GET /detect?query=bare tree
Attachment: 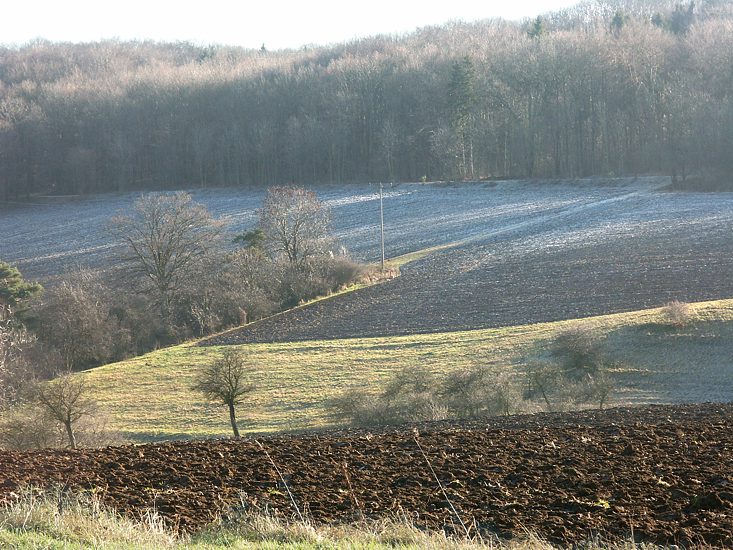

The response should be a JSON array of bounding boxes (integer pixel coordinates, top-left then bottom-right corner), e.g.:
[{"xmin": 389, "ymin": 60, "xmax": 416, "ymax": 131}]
[
  {"xmin": 110, "ymin": 192, "xmax": 224, "ymax": 322},
  {"xmin": 0, "ymin": 322, "xmax": 36, "ymax": 406},
  {"xmin": 259, "ymin": 187, "xmax": 333, "ymax": 265},
  {"xmin": 34, "ymin": 372, "xmax": 97, "ymax": 450},
  {"xmin": 192, "ymin": 349, "xmax": 255, "ymax": 438},
  {"xmin": 35, "ymin": 271, "xmax": 129, "ymax": 370}
]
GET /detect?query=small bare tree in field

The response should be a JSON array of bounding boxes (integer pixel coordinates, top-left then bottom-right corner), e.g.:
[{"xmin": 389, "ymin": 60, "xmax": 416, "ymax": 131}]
[
  {"xmin": 110, "ymin": 192, "xmax": 224, "ymax": 323},
  {"xmin": 259, "ymin": 187, "xmax": 332, "ymax": 265},
  {"xmin": 192, "ymin": 350, "xmax": 255, "ymax": 438},
  {"xmin": 34, "ymin": 372, "xmax": 97, "ymax": 450}
]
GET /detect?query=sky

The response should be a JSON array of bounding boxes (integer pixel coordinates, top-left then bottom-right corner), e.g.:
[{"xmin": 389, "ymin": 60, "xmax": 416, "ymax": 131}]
[{"xmin": 4, "ymin": 1, "xmax": 580, "ymax": 51}]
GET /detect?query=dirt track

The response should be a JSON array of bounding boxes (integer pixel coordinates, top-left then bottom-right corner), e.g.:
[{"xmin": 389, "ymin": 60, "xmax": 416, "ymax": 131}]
[{"xmin": 2, "ymin": 404, "xmax": 732, "ymax": 547}]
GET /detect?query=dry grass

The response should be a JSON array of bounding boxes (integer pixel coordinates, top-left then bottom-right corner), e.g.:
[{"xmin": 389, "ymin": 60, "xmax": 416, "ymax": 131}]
[
  {"xmin": 0, "ymin": 489, "xmax": 668, "ymax": 549},
  {"xmin": 0, "ymin": 488, "xmax": 175, "ymax": 549},
  {"xmin": 77, "ymin": 298, "xmax": 733, "ymax": 442}
]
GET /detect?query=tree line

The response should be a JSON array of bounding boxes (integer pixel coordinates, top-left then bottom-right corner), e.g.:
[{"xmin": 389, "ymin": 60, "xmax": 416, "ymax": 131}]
[{"xmin": 1, "ymin": 0, "xmax": 731, "ymax": 200}]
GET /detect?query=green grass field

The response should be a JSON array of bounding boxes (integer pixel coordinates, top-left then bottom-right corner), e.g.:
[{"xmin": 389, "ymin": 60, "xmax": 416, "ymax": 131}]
[{"xmin": 84, "ymin": 297, "xmax": 733, "ymax": 442}]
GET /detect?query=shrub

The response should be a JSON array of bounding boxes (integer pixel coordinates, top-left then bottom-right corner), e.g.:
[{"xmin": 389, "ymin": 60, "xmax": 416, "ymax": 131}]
[
  {"xmin": 320, "ymin": 256, "xmax": 367, "ymax": 290},
  {"xmin": 525, "ymin": 324, "xmax": 615, "ymax": 412},
  {"xmin": 330, "ymin": 365, "xmax": 521, "ymax": 427},
  {"xmin": 328, "ymin": 366, "xmax": 443, "ymax": 427},
  {"xmin": 34, "ymin": 273, "xmax": 130, "ymax": 370},
  {"xmin": 570, "ymin": 371, "xmax": 614, "ymax": 410},
  {"xmin": 552, "ymin": 324, "xmax": 604, "ymax": 380},
  {"xmin": 0, "ymin": 405, "xmax": 59, "ymax": 450},
  {"xmin": 439, "ymin": 367, "xmax": 521, "ymax": 418},
  {"xmin": 524, "ymin": 362, "xmax": 563, "ymax": 411},
  {"xmin": 327, "ymin": 389, "xmax": 395, "ymax": 427},
  {"xmin": 660, "ymin": 300, "xmax": 693, "ymax": 328}
]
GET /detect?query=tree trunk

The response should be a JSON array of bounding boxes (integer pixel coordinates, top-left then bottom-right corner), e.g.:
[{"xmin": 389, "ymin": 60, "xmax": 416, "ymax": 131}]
[
  {"xmin": 64, "ymin": 418, "xmax": 77, "ymax": 450},
  {"xmin": 228, "ymin": 401, "xmax": 240, "ymax": 438}
]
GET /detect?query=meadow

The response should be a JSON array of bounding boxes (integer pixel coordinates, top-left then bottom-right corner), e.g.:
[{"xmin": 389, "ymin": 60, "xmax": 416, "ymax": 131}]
[{"xmin": 85, "ymin": 297, "xmax": 733, "ymax": 441}]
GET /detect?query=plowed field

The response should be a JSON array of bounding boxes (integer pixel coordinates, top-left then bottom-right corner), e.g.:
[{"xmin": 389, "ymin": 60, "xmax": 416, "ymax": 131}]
[
  {"xmin": 203, "ymin": 187, "xmax": 733, "ymax": 344},
  {"xmin": 2, "ymin": 404, "xmax": 732, "ymax": 547},
  {"xmin": 5, "ymin": 179, "xmax": 733, "ymax": 341}
]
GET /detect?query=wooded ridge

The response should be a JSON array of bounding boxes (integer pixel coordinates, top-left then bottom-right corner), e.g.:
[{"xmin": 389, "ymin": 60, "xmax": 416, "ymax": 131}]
[{"xmin": 1, "ymin": 0, "xmax": 731, "ymax": 198}]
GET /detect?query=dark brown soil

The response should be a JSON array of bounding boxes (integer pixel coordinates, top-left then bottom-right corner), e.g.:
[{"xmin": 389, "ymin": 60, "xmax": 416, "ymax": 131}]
[
  {"xmin": 202, "ymin": 218, "xmax": 733, "ymax": 345},
  {"xmin": 2, "ymin": 404, "xmax": 732, "ymax": 547}
]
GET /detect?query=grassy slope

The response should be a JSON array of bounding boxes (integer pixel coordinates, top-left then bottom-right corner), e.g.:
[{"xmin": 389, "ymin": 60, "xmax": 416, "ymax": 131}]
[{"xmin": 85, "ymin": 297, "xmax": 733, "ymax": 442}]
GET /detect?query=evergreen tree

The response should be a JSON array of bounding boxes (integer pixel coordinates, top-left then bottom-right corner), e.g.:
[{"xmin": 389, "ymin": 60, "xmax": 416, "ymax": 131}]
[
  {"xmin": 0, "ymin": 261, "xmax": 42, "ymax": 321},
  {"xmin": 528, "ymin": 16, "xmax": 546, "ymax": 39},
  {"xmin": 610, "ymin": 10, "xmax": 628, "ymax": 37},
  {"xmin": 447, "ymin": 56, "xmax": 477, "ymax": 179},
  {"xmin": 669, "ymin": 2, "xmax": 696, "ymax": 35}
]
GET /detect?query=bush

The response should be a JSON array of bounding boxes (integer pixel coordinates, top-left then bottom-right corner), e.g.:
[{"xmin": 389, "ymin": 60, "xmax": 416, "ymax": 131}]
[
  {"xmin": 525, "ymin": 324, "xmax": 615, "ymax": 412},
  {"xmin": 320, "ymin": 256, "xmax": 367, "ymax": 290},
  {"xmin": 570, "ymin": 371, "xmax": 614, "ymax": 410},
  {"xmin": 34, "ymin": 274, "xmax": 131, "ymax": 370},
  {"xmin": 0, "ymin": 405, "xmax": 59, "ymax": 450},
  {"xmin": 552, "ymin": 324, "xmax": 604, "ymax": 380},
  {"xmin": 273, "ymin": 255, "xmax": 365, "ymax": 310},
  {"xmin": 660, "ymin": 300, "xmax": 693, "ymax": 328},
  {"xmin": 329, "ymin": 365, "xmax": 523, "ymax": 427},
  {"xmin": 328, "ymin": 367, "xmax": 445, "ymax": 427}
]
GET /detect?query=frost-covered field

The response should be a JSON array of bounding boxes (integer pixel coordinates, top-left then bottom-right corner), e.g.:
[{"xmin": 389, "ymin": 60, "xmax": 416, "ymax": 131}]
[
  {"xmin": 0, "ymin": 177, "xmax": 666, "ymax": 277},
  {"xmin": 2, "ymin": 177, "xmax": 733, "ymax": 335}
]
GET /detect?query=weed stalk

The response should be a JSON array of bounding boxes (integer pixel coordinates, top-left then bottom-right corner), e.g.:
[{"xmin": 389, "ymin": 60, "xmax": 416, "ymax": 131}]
[
  {"xmin": 413, "ymin": 434, "xmax": 470, "ymax": 538},
  {"xmin": 255, "ymin": 439, "xmax": 305, "ymax": 523}
]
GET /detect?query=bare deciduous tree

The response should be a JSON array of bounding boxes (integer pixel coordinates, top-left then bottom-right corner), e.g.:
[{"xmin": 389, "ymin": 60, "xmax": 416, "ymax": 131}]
[
  {"xmin": 110, "ymin": 192, "xmax": 224, "ymax": 322},
  {"xmin": 0, "ymin": 322, "xmax": 36, "ymax": 406},
  {"xmin": 259, "ymin": 187, "xmax": 333, "ymax": 265},
  {"xmin": 192, "ymin": 350, "xmax": 255, "ymax": 438},
  {"xmin": 34, "ymin": 373, "xmax": 97, "ymax": 450},
  {"xmin": 36, "ymin": 271, "xmax": 129, "ymax": 370}
]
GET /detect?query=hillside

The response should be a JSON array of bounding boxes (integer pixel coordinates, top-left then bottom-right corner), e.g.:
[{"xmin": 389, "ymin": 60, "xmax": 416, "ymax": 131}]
[
  {"xmin": 204, "ymin": 184, "xmax": 733, "ymax": 343},
  {"xmin": 85, "ymin": 298, "xmax": 733, "ymax": 441},
  {"xmin": 1, "ymin": 0, "xmax": 732, "ymax": 199},
  {"xmin": 2, "ymin": 179, "xmax": 731, "ymax": 440}
]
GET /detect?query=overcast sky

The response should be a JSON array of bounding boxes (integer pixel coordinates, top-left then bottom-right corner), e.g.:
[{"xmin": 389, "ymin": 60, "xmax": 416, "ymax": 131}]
[{"xmin": 3, "ymin": 0, "xmax": 580, "ymax": 50}]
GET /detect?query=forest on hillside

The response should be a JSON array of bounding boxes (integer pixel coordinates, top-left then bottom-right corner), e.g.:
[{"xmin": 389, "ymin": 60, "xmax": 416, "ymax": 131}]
[{"xmin": 1, "ymin": 0, "xmax": 732, "ymax": 198}]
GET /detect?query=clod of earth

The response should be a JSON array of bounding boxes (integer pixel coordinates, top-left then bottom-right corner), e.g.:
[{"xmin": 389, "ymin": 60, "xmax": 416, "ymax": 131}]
[{"xmin": 1, "ymin": 404, "xmax": 732, "ymax": 547}]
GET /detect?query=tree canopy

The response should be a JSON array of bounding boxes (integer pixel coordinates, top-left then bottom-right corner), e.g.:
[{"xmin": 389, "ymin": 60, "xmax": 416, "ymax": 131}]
[
  {"xmin": 109, "ymin": 192, "xmax": 224, "ymax": 321},
  {"xmin": 259, "ymin": 187, "xmax": 333, "ymax": 265},
  {"xmin": 0, "ymin": 1, "xmax": 731, "ymax": 197}
]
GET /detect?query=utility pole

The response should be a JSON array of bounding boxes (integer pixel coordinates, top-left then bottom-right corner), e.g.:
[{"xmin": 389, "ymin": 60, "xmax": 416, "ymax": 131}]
[{"xmin": 379, "ymin": 182, "xmax": 385, "ymax": 272}]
